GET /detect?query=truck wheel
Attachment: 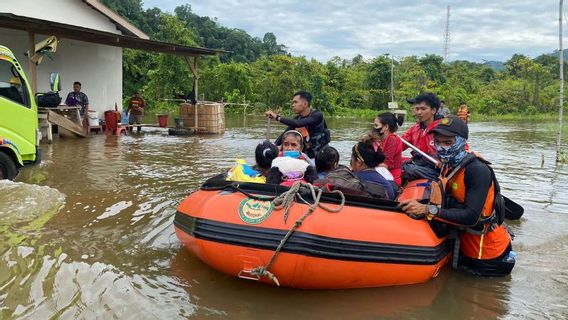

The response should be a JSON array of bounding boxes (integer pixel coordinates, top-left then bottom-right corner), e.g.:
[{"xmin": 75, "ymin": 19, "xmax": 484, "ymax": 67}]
[{"xmin": 0, "ymin": 152, "xmax": 18, "ymax": 180}]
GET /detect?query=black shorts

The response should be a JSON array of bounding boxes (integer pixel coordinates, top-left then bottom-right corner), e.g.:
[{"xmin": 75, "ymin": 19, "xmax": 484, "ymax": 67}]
[{"xmin": 458, "ymin": 244, "xmax": 515, "ymax": 277}]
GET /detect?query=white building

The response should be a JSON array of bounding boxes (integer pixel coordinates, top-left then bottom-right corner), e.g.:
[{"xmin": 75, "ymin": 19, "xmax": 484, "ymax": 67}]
[{"xmin": 0, "ymin": 0, "xmax": 222, "ymax": 117}]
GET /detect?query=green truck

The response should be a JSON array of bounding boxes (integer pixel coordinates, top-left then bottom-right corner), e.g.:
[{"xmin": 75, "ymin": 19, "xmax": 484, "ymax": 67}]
[{"xmin": 0, "ymin": 45, "xmax": 42, "ymax": 180}]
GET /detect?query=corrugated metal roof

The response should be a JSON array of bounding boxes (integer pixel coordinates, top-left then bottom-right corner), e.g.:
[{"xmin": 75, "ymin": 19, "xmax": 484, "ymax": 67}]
[
  {"xmin": 82, "ymin": 0, "xmax": 149, "ymax": 39},
  {"xmin": 0, "ymin": 13, "xmax": 228, "ymax": 56}
]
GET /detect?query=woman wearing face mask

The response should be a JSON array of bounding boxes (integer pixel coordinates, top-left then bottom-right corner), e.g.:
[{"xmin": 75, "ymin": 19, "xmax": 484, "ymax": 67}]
[
  {"xmin": 267, "ymin": 130, "xmax": 317, "ymax": 185},
  {"xmin": 372, "ymin": 112, "xmax": 404, "ymax": 186}
]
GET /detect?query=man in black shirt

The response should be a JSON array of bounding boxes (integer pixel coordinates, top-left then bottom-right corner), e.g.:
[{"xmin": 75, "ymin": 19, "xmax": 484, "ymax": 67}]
[{"xmin": 265, "ymin": 91, "xmax": 330, "ymax": 159}]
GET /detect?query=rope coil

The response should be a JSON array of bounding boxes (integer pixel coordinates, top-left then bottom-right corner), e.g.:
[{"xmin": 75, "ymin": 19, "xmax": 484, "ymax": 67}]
[{"xmin": 250, "ymin": 181, "xmax": 345, "ymax": 285}]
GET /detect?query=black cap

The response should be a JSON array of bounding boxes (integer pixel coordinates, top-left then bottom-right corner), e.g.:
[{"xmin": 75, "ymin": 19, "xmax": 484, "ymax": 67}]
[
  {"xmin": 406, "ymin": 92, "xmax": 441, "ymax": 111},
  {"xmin": 432, "ymin": 115, "xmax": 468, "ymax": 139}
]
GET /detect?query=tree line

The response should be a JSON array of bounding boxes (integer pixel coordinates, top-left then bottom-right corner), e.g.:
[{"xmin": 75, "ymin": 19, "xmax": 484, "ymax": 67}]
[{"xmin": 102, "ymin": 0, "xmax": 564, "ymax": 116}]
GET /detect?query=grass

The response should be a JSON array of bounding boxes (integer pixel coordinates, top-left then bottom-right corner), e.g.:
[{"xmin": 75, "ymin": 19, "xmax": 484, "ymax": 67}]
[
  {"xmin": 473, "ymin": 113, "xmax": 568, "ymax": 122},
  {"xmin": 331, "ymin": 107, "xmax": 384, "ymax": 118},
  {"xmin": 559, "ymin": 150, "xmax": 568, "ymax": 163},
  {"xmin": 542, "ymin": 122, "xmax": 568, "ymax": 135},
  {"xmin": 225, "ymin": 105, "xmax": 384, "ymax": 119}
]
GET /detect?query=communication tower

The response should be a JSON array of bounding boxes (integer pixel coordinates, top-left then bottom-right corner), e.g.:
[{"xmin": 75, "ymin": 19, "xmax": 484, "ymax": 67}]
[{"xmin": 443, "ymin": 5, "xmax": 451, "ymax": 62}]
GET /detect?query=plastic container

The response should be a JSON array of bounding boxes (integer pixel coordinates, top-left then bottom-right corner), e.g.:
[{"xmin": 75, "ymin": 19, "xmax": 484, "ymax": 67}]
[
  {"xmin": 121, "ymin": 111, "xmax": 129, "ymax": 124},
  {"xmin": 87, "ymin": 110, "xmax": 99, "ymax": 126},
  {"xmin": 157, "ymin": 114, "xmax": 169, "ymax": 128},
  {"xmin": 104, "ymin": 110, "xmax": 118, "ymax": 130}
]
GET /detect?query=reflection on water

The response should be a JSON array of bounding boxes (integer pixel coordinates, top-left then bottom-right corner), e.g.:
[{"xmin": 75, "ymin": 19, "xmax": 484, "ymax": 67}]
[{"xmin": 1, "ymin": 116, "xmax": 567, "ymax": 319}]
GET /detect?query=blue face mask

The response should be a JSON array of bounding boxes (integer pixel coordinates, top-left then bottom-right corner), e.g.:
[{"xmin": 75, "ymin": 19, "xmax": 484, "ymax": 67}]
[
  {"xmin": 435, "ymin": 136, "xmax": 468, "ymax": 167},
  {"xmin": 283, "ymin": 150, "xmax": 301, "ymax": 159}
]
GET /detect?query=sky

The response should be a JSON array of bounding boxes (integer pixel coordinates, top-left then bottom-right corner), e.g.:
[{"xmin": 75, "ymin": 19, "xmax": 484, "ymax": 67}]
[{"xmin": 143, "ymin": 0, "xmax": 561, "ymax": 63}]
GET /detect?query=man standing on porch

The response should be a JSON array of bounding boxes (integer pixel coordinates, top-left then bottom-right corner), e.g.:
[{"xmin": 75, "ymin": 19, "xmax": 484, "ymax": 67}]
[{"xmin": 65, "ymin": 81, "xmax": 89, "ymax": 116}]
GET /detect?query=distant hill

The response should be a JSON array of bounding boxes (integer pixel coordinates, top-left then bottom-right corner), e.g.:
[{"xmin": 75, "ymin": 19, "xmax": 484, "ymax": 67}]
[
  {"xmin": 547, "ymin": 49, "xmax": 568, "ymax": 59},
  {"xmin": 100, "ymin": 1, "xmax": 288, "ymax": 63},
  {"xmin": 484, "ymin": 60, "xmax": 505, "ymax": 71}
]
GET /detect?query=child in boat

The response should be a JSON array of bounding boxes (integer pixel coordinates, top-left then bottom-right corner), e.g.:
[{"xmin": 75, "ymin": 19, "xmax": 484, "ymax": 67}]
[
  {"xmin": 314, "ymin": 146, "xmax": 387, "ymax": 198},
  {"xmin": 226, "ymin": 140, "xmax": 278, "ymax": 183},
  {"xmin": 350, "ymin": 139, "xmax": 395, "ymax": 200},
  {"xmin": 315, "ymin": 145, "xmax": 340, "ymax": 179},
  {"xmin": 253, "ymin": 140, "xmax": 279, "ymax": 177},
  {"xmin": 267, "ymin": 130, "xmax": 317, "ymax": 186},
  {"xmin": 363, "ymin": 133, "xmax": 395, "ymax": 183}
]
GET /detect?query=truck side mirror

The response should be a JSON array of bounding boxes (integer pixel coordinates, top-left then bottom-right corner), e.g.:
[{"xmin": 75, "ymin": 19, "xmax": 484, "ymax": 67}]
[{"xmin": 50, "ymin": 72, "xmax": 61, "ymax": 92}]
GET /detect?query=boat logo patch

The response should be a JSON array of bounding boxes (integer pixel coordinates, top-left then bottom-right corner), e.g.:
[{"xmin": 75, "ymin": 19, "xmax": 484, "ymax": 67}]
[{"xmin": 238, "ymin": 198, "xmax": 274, "ymax": 224}]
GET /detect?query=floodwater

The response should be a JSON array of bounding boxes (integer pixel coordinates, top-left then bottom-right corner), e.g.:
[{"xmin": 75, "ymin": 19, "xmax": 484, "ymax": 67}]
[{"xmin": 1, "ymin": 115, "xmax": 568, "ymax": 319}]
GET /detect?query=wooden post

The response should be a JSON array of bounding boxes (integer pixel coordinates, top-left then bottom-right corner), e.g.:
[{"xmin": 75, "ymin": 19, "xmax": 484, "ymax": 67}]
[
  {"xmin": 28, "ymin": 32, "xmax": 37, "ymax": 94},
  {"xmin": 193, "ymin": 56, "xmax": 199, "ymax": 102},
  {"xmin": 193, "ymin": 57, "xmax": 199, "ymax": 130},
  {"xmin": 184, "ymin": 55, "xmax": 200, "ymax": 130}
]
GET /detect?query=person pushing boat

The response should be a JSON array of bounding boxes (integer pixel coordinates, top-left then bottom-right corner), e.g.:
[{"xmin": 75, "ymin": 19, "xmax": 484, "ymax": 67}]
[{"xmin": 399, "ymin": 116, "xmax": 515, "ymax": 277}]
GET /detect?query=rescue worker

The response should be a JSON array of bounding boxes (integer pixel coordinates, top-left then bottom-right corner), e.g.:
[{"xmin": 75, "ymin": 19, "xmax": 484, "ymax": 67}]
[
  {"xmin": 399, "ymin": 116, "xmax": 515, "ymax": 277},
  {"xmin": 401, "ymin": 92, "xmax": 442, "ymax": 181},
  {"xmin": 457, "ymin": 102, "xmax": 470, "ymax": 124},
  {"xmin": 265, "ymin": 91, "xmax": 330, "ymax": 159}
]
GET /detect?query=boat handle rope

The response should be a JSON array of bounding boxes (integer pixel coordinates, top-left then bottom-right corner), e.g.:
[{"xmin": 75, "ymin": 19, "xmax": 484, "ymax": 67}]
[{"xmin": 249, "ymin": 181, "xmax": 345, "ymax": 286}]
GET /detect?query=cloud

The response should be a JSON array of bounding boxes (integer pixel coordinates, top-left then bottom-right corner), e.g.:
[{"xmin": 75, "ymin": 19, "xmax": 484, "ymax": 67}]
[{"xmin": 144, "ymin": 0, "xmax": 561, "ymax": 62}]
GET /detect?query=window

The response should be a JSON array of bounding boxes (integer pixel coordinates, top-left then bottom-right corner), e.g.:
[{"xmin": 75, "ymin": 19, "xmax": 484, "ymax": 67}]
[{"xmin": 0, "ymin": 60, "xmax": 30, "ymax": 108}]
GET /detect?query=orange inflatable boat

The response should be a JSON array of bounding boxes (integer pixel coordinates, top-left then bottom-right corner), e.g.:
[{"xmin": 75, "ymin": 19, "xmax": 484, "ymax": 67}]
[{"xmin": 174, "ymin": 177, "xmax": 451, "ymax": 289}]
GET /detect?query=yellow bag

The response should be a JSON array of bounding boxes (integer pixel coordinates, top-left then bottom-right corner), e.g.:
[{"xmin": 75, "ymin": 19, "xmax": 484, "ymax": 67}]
[{"xmin": 226, "ymin": 159, "xmax": 266, "ymax": 183}]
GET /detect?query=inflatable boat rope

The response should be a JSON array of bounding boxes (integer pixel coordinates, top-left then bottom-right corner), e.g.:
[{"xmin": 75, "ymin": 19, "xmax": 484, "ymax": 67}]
[{"xmin": 249, "ymin": 181, "xmax": 346, "ymax": 286}]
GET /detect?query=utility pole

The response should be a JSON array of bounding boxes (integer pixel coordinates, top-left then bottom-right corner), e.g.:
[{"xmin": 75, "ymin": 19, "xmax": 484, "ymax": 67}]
[
  {"xmin": 443, "ymin": 5, "xmax": 451, "ymax": 62},
  {"xmin": 390, "ymin": 55, "xmax": 394, "ymax": 102},
  {"xmin": 558, "ymin": 0, "xmax": 565, "ymax": 163}
]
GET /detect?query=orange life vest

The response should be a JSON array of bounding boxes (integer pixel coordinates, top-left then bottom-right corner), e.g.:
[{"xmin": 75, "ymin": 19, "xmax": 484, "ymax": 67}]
[
  {"xmin": 457, "ymin": 107, "xmax": 469, "ymax": 123},
  {"xmin": 129, "ymin": 97, "xmax": 145, "ymax": 115},
  {"xmin": 445, "ymin": 156, "xmax": 510, "ymax": 260}
]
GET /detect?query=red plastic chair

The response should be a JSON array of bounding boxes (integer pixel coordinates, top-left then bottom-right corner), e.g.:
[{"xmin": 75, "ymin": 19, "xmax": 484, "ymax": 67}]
[{"xmin": 104, "ymin": 110, "xmax": 127, "ymax": 135}]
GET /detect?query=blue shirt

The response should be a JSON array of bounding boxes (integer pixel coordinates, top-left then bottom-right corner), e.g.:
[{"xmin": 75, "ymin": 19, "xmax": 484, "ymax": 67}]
[
  {"xmin": 65, "ymin": 91, "xmax": 89, "ymax": 115},
  {"xmin": 355, "ymin": 169, "xmax": 395, "ymax": 200}
]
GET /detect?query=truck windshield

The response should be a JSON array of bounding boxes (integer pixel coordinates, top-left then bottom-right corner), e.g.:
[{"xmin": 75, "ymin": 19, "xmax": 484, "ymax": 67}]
[{"xmin": 0, "ymin": 60, "xmax": 30, "ymax": 108}]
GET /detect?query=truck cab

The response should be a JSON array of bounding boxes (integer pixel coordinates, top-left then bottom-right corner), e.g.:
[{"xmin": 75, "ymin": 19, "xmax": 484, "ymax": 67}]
[{"xmin": 0, "ymin": 45, "xmax": 41, "ymax": 180}]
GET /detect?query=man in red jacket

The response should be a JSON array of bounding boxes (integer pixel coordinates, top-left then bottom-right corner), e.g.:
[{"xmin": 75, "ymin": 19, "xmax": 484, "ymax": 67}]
[{"xmin": 401, "ymin": 92, "xmax": 442, "ymax": 181}]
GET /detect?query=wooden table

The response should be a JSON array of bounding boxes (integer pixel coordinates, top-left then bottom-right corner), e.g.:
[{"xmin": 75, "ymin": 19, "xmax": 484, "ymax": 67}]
[
  {"xmin": 38, "ymin": 105, "xmax": 85, "ymax": 142},
  {"xmin": 39, "ymin": 105, "xmax": 82, "ymax": 123}
]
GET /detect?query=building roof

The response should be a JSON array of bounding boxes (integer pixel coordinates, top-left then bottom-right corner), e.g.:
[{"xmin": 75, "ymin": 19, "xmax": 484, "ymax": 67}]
[
  {"xmin": 0, "ymin": 13, "xmax": 227, "ymax": 56},
  {"xmin": 82, "ymin": 0, "xmax": 149, "ymax": 39}
]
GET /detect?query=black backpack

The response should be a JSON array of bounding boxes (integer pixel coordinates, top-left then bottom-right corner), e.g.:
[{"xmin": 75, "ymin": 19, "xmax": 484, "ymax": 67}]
[{"xmin": 36, "ymin": 92, "xmax": 61, "ymax": 108}]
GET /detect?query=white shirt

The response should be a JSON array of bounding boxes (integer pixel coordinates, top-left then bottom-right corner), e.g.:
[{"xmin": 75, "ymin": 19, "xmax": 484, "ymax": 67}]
[{"xmin": 375, "ymin": 167, "xmax": 394, "ymax": 181}]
